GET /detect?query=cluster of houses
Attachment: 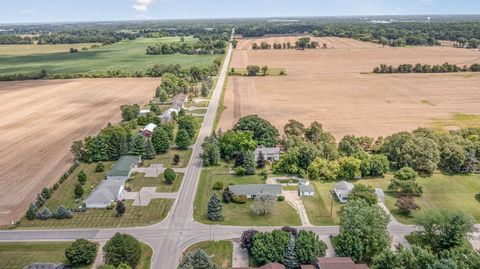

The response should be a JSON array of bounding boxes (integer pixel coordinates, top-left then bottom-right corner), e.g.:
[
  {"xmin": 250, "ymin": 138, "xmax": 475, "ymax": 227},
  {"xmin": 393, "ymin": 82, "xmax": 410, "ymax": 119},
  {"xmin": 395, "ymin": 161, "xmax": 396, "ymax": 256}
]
[{"xmin": 233, "ymin": 257, "xmax": 369, "ymax": 269}]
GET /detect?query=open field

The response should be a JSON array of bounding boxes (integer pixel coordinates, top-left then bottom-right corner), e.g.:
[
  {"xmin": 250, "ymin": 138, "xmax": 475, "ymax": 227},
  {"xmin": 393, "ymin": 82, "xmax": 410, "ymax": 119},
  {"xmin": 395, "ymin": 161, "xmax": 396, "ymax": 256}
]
[
  {"xmin": 0, "ymin": 43, "xmax": 99, "ymax": 56},
  {"xmin": 183, "ymin": 240, "xmax": 233, "ymax": 269},
  {"xmin": 220, "ymin": 37, "xmax": 480, "ymax": 139},
  {"xmin": 0, "ymin": 37, "xmax": 219, "ymax": 76},
  {"xmin": 236, "ymin": 36, "xmax": 383, "ymax": 50},
  {"xmin": 0, "ymin": 78, "xmax": 158, "ymax": 226}
]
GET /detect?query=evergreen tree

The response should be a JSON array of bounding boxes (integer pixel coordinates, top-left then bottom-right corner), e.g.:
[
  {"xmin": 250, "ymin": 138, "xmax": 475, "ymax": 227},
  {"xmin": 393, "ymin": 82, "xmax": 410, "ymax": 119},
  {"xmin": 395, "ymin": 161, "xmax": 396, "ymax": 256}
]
[
  {"xmin": 93, "ymin": 136, "xmax": 109, "ymax": 162},
  {"xmin": 151, "ymin": 128, "xmax": 171, "ymax": 153},
  {"xmin": 77, "ymin": 170, "xmax": 87, "ymax": 185},
  {"xmin": 257, "ymin": 151, "xmax": 266, "ymax": 168},
  {"xmin": 158, "ymin": 88, "xmax": 168, "ymax": 104},
  {"xmin": 143, "ymin": 139, "xmax": 156, "ymax": 160},
  {"xmin": 131, "ymin": 135, "xmax": 145, "ymax": 156},
  {"xmin": 95, "ymin": 162, "xmax": 105, "ymax": 172},
  {"xmin": 26, "ymin": 203, "xmax": 37, "ymax": 220},
  {"xmin": 74, "ymin": 184, "xmax": 84, "ymax": 198},
  {"xmin": 116, "ymin": 200, "xmax": 126, "ymax": 216},
  {"xmin": 207, "ymin": 194, "xmax": 224, "ymax": 221},
  {"xmin": 283, "ymin": 236, "xmax": 299, "ymax": 269},
  {"xmin": 179, "ymin": 249, "xmax": 219, "ymax": 269},
  {"xmin": 201, "ymin": 82, "xmax": 209, "ymax": 97},
  {"xmin": 176, "ymin": 129, "xmax": 191, "ymax": 149},
  {"xmin": 55, "ymin": 205, "xmax": 73, "ymax": 219}
]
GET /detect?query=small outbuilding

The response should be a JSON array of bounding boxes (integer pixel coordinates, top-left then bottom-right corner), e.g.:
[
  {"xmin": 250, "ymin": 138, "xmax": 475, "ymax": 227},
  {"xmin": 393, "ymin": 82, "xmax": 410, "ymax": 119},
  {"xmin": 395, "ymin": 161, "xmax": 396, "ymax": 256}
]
[
  {"xmin": 141, "ymin": 123, "xmax": 157, "ymax": 138},
  {"xmin": 333, "ymin": 181, "xmax": 354, "ymax": 203},
  {"xmin": 84, "ymin": 180, "xmax": 125, "ymax": 208},
  {"xmin": 229, "ymin": 184, "xmax": 282, "ymax": 199},
  {"xmin": 139, "ymin": 109, "xmax": 151, "ymax": 116},
  {"xmin": 106, "ymin": 155, "xmax": 141, "ymax": 181},
  {"xmin": 298, "ymin": 185, "xmax": 315, "ymax": 197},
  {"xmin": 253, "ymin": 145, "xmax": 281, "ymax": 162}
]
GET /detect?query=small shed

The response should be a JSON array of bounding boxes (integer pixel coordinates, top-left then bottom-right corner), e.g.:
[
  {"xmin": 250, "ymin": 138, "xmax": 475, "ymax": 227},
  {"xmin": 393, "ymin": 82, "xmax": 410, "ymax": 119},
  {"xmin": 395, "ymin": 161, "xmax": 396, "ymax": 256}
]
[
  {"xmin": 106, "ymin": 155, "xmax": 141, "ymax": 181},
  {"xmin": 298, "ymin": 185, "xmax": 315, "ymax": 197},
  {"xmin": 229, "ymin": 184, "xmax": 282, "ymax": 199},
  {"xmin": 333, "ymin": 181, "xmax": 354, "ymax": 203},
  {"xmin": 141, "ymin": 123, "xmax": 157, "ymax": 138},
  {"xmin": 139, "ymin": 109, "xmax": 151, "ymax": 116}
]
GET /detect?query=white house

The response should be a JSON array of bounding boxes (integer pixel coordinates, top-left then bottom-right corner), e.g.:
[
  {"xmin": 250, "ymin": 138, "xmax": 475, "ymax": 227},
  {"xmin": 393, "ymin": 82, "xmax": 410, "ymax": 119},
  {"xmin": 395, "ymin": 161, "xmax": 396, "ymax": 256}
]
[
  {"xmin": 298, "ymin": 185, "xmax": 315, "ymax": 197},
  {"xmin": 106, "ymin": 155, "xmax": 141, "ymax": 181},
  {"xmin": 139, "ymin": 109, "xmax": 151, "ymax": 116},
  {"xmin": 84, "ymin": 180, "xmax": 125, "ymax": 208},
  {"xmin": 253, "ymin": 146, "xmax": 281, "ymax": 162},
  {"xmin": 141, "ymin": 123, "xmax": 157, "ymax": 138},
  {"xmin": 333, "ymin": 181, "xmax": 354, "ymax": 203},
  {"xmin": 161, "ymin": 108, "xmax": 179, "ymax": 123},
  {"xmin": 229, "ymin": 184, "xmax": 282, "ymax": 199}
]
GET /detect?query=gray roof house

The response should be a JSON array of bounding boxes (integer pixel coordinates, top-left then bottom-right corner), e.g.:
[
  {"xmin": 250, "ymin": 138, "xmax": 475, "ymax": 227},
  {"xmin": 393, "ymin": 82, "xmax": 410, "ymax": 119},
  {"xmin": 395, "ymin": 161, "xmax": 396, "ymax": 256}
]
[
  {"xmin": 253, "ymin": 146, "xmax": 281, "ymax": 162},
  {"xmin": 106, "ymin": 155, "xmax": 141, "ymax": 181},
  {"xmin": 172, "ymin": 93, "xmax": 187, "ymax": 110},
  {"xmin": 84, "ymin": 180, "xmax": 125, "ymax": 208},
  {"xmin": 229, "ymin": 184, "xmax": 282, "ymax": 198},
  {"xmin": 24, "ymin": 263, "xmax": 65, "ymax": 269},
  {"xmin": 333, "ymin": 181, "xmax": 354, "ymax": 203},
  {"xmin": 298, "ymin": 185, "xmax": 315, "ymax": 197}
]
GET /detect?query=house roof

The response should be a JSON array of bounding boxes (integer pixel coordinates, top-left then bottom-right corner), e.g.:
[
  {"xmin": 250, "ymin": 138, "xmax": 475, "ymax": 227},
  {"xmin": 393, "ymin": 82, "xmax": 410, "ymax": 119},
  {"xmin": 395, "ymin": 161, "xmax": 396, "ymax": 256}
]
[
  {"xmin": 300, "ymin": 265, "xmax": 316, "ymax": 269},
  {"xmin": 299, "ymin": 185, "xmax": 315, "ymax": 193},
  {"xmin": 334, "ymin": 181, "xmax": 354, "ymax": 191},
  {"xmin": 84, "ymin": 180, "xmax": 124, "ymax": 205},
  {"xmin": 259, "ymin": 263, "xmax": 285, "ymax": 269},
  {"xmin": 162, "ymin": 108, "xmax": 179, "ymax": 119},
  {"xmin": 254, "ymin": 146, "xmax": 281, "ymax": 155},
  {"xmin": 139, "ymin": 109, "xmax": 150, "ymax": 114},
  {"xmin": 142, "ymin": 123, "xmax": 157, "ymax": 133},
  {"xmin": 25, "ymin": 263, "xmax": 64, "ymax": 269},
  {"xmin": 229, "ymin": 184, "xmax": 282, "ymax": 196},
  {"xmin": 106, "ymin": 155, "xmax": 141, "ymax": 177},
  {"xmin": 317, "ymin": 257, "xmax": 369, "ymax": 269},
  {"xmin": 172, "ymin": 93, "xmax": 186, "ymax": 110}
]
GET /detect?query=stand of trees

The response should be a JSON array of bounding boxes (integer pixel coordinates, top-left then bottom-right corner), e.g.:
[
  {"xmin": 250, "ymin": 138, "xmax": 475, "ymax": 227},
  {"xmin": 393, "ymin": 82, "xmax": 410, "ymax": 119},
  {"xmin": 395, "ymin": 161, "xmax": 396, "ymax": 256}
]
[
  {"xmin": 146, "ymin": 34, "xmax": 228, "ymax": 55},
  {"xmin": 0, "ymin": 35, "xmax": 33, "ymax": 44},
  {"xmin": 374, "ymin": 63, "xmax": 480, "ymax": 73},
  {"xmin": 251, "ymin": 37, "xmax": 321, "ymax": 50}
]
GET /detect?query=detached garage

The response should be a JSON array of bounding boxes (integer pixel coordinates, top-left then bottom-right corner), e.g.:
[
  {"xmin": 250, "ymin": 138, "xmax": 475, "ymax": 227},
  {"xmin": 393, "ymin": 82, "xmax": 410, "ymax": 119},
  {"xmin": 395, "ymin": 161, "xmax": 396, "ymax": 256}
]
[{"xmin": 298, "ymin": 185, "xmax": 315, "ymax": 197}]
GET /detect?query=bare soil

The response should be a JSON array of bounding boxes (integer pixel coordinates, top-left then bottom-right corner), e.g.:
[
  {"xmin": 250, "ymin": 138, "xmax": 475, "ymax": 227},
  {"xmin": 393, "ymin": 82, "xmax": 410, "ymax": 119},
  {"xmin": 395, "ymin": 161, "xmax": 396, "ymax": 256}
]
[
  {"xmin": 0, "ymin": 78, "xmax": 158, "ymax": 225},
  {"xmin": 219, "ymin": 37, "xmax": 480, "ymax": 139}
]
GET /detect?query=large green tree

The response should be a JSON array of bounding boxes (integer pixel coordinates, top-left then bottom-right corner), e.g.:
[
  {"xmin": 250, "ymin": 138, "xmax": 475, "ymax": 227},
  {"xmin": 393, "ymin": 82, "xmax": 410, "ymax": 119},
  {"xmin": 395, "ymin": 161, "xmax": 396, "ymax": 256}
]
[
  {"xmin": 295, "ymin": 230, "xmax": 327, "ymax": 264},
  {"xmin": 179, "ymin": 249, "xmax": 219, "ymax": 269},
  {"xmin": 218, "ymin": 130, "xmax": 256, "ymax": 160},
  {"xmin": 207, "ymin": 194, "xmax": 224, "ymax": 221},
  {"xmin": 176, "ymin": 129, "xmax": 192, "ymax": 150},
  {"xmin": 103, "ymin": 233, "xmax": 142, "ymax": 268},
  {"xmin": 233, "ymin": 115, "xmax": 279, "ymax": 147},
  {"xmin": 65, "ymin": 239, "xmax": 97, "ymax": 267},
  {"xmin": 152, "ymin": 127, "xmax": 171, "ymax": 154}
]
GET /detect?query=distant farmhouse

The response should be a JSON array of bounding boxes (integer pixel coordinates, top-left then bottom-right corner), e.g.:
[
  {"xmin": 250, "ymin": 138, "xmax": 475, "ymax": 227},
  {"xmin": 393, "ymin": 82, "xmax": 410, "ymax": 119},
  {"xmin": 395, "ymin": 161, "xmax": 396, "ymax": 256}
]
[
  {"xmin": 161, "ymin": 93, "xmax": 186, "ymax": 123},
  {"xmin": 229, "ymin": 184, "xmax": 282, "ymax": 199},
  {"xmin": 253, "ymin": 145, "xmax": 281, "ymax": 162},
  {"xmin": 140, "ymin": 123, "xmax": 157, "ymax": 138},
  {"xmin": 84, "ymin": 155, "xmax": 141, "ymax": 208}
]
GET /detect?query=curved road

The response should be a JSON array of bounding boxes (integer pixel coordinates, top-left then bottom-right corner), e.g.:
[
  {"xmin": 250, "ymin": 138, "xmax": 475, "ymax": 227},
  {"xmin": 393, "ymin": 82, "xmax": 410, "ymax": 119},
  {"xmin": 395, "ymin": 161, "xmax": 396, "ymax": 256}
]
[{"xmin": 0, "ymin": 34, "xmax": 421, "ymax": 268}]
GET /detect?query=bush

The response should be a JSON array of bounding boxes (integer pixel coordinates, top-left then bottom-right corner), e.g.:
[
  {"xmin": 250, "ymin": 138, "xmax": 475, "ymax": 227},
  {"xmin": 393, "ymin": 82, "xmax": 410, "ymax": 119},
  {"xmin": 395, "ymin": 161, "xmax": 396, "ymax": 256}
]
[
  {"xmin": 212, "ymin": 181, "xmax": 224, "ymax": 190},
  {"xmin": 36, "ymin": 207, "xmax": 53, "ymax": 220},
  {"xmin": 116, "ymin": 200, "xmax": 126, "ymax": 216},
  {"xmin": 25, "ymin": 203, "xmax": 38, "ymax": 220},
  {"xmin": 173, "ymin": 154, "xmax": 180, "ymax": 165},
  {"xmin": 74, "ymin": 184, "xmax": 84, "ymax": 198},
  {"xmin": 56, "ymin": 205, "xmax": 73, "ymax": 219},
  {"xmin": 222, "ymin": 188, "xmax": 234, "ymax": 203},
  {"xmin": 394, "ymin": 167, "xmax": 417, "ymax": 181},
  {"xmin": 103, "ymin": 233, "xmax": 142, "ymax": 268},
  {"xmin": 164, "ymin": 168, "xmax": 176, "ymax": 184},
  {"xmin": 277, "ymin": 195, "xmax": 285, "ymax": 201},
  {"xmin": 78, "ymin": 170, "xmax": 87, "ymax": 185},
  {"xmin": 95, "ymin": 162, "xmax": 105, "ymax": 172},
  {"xmin": 232, "ymin": 195, "xmax": 248, "ymax": 204},
  {"xmin": 65, "ymin": 239, "xmax": 97, "ymax": 266}
]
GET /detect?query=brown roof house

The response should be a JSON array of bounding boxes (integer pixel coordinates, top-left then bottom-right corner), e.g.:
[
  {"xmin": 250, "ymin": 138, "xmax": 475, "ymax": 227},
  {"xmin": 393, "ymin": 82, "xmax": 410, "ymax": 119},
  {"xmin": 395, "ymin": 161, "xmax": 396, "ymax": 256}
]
[
  {"xmin": 232, "ymin": 262, "xmax": 285, "ymax": 269},
  {"xmin": 316, "ymin": 257, "xmax": 369, "ymax": 269}
]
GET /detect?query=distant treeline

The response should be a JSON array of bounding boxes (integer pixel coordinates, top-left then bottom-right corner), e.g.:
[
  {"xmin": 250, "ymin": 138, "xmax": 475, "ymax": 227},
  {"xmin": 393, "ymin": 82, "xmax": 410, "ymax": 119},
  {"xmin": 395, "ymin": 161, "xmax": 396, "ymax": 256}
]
[
  {"xmin": 146, "ymin": 34, "xmax": 228, "ymax": 55},
  {"xmin": 373, "ymin": 63, "xmax": 480, "ymax": 73},
  {"xmin": 251, "ymin": 37, "xmax": 325, "ymax": 50},
  {"xmin": 36, "ymin": 31, "xmax": 137, "ymax": 45},
  {"xmin": 0, "ymin": 35, "xmax": 34, "ymax": 44}
]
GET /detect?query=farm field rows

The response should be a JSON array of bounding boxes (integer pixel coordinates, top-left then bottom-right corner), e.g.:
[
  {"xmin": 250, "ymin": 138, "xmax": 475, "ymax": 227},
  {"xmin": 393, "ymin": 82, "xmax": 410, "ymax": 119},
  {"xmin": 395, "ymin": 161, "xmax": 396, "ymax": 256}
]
[
  {"xmin": 219, "ymin": 36, "xmax": 480, "ymax": 139},
  {"xmin": 0, "ymin": 37, "xmax": 219, "ymax": 76},
  {"xmin": 0, "ymin": 78, "xmax": 158, "ymax": 226}
]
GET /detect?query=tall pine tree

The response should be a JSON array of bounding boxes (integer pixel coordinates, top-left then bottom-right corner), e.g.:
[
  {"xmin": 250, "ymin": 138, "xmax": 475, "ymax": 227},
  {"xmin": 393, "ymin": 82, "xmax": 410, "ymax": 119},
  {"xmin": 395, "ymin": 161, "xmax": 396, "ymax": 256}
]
[
  {"xmin": 283, "ymin": 235, "xmax": 299, "ymax": 269},
  {"xmin": 207, "ymin": 193, "xmax": 224, "ymax": 221},
  {"xmin": 131, "ymin": 135, "xmax": 145, "ymax": 156},
  {"xmin": 152, "ymin": 128, "xmax": 171, "ymax": 154},
  {"xmin": 143, "ymin": 139, "xmax": 156, "ymax": 160},
  {"xmin": 93, "ymin": 136, "xmax": 109, "ymax": 162}
]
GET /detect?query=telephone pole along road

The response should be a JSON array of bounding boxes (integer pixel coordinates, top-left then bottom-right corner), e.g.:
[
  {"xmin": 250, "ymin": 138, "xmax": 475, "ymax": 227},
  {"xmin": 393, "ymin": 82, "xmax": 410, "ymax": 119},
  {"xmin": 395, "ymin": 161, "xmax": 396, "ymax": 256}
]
[{"xmin": 0, "ymin": 31, "xmax": 419, "ymax": 268}]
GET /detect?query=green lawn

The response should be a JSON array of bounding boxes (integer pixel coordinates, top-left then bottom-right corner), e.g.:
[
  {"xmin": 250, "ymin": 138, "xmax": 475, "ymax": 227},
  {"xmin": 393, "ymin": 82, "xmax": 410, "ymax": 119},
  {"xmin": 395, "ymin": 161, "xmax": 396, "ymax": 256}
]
[
  {"xmin": 128, "ymin": 172, "xmax": 183, "ymax": 192},
  {"xmin": 139, "ymin": 243, "xmax": 153, "ymax": 269},
  {"xmin": 194, "ymin": 165, "xmax": 301, "ymax": 226},
  {"xmin": 143, "ymin": 148, "xmax": 192, "ymax": 168},
  {"xmin": 0, "ymin": 43, "xmax": 99, "ymax": 56},
  {"xmin": 184, "ymin": 240, "xmax": 233, "ymax": 269},
  {"xmin": 0, "ymin": 241, "xmax": 91, "ymax": 269},
  {"xmin": 303, "ymin": 181, "xmax": 344, "ymax": 225},
  {"xmin": 190, "ymin": 109, "xmax": 208, "ymax": 114},
  {"xmin": 18, "ymin": 199, "xmax": 173, "ymax": 229},
  {"xmin": 0, "ymin": 37, "xmax": 219, "ymax": 76}
]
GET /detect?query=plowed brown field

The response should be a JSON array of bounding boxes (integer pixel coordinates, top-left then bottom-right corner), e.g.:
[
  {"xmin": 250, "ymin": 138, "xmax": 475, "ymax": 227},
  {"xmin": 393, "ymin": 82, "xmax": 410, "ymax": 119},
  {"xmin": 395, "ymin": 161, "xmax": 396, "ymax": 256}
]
[
  {"xmin": 219, "ymin": 37, "xmax": 480, "ymax": 139},
  {"xmin": 0, "ymin": 78, "xmax": 158, "ymax": 225}
]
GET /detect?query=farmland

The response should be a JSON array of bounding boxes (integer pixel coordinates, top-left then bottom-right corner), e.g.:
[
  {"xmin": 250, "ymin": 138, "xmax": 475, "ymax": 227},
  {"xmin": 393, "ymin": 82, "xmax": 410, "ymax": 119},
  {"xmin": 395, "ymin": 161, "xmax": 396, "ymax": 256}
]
[
  {"xmin": 0, "ymin": 37, "xmax": 219, "ymax": 76},
  {"xmin": 0, "ymin": 78, "xmax": 158, "ymax": 226},
  {"xmin": 219, "ymin": 36, "xmax": 480, "ymax": 139}
]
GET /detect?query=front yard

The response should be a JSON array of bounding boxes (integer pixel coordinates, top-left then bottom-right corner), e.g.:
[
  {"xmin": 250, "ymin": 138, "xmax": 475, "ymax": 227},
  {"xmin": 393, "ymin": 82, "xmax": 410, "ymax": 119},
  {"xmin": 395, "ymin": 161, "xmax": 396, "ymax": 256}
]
[
  {"xmin": 183, "ymin": 240, "xmax": 233, "ymax": 269},
  {"xmin": 128, "ymin": 172, "xmax": 184, "ymax": 192},
  {"xmin": 194, "ymin": 165, "xmax": 301, "ymax": 226}
]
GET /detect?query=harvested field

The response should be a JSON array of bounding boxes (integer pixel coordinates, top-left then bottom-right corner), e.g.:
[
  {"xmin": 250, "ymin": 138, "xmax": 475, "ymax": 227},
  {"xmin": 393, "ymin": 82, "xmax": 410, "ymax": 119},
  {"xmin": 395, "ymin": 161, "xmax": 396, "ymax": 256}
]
[
  {"xmin": 219, "ymin": 37, "xmax": 480, "ymax": 138},
  {"xmin": 236, "ymin": 36, "xmax": 382, "ymax": 50},
  {"xmin": 0, "ymin": 78, "xmax": 158, "ymax": 226}
]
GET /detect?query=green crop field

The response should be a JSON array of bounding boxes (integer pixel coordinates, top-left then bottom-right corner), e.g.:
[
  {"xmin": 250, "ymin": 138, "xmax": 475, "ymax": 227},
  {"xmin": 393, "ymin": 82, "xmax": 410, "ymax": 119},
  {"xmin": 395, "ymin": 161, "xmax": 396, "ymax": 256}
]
[{"xmin": 0, "ymin": 37, "xmax": 220, "ymax": 76}]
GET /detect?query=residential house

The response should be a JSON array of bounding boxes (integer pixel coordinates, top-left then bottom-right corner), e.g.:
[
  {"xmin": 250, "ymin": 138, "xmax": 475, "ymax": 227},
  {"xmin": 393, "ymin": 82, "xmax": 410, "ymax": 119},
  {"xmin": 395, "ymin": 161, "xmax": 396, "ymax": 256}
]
[
  {"xmin": 141, "ymin": 123, "xmax": 157, "ymax": 138},
  {"xmin": 316, "ymin": 257, "xmax": 369, "ymax": 269},
  {"xmin": 229, "ymin": 184, "xmax": 282, "ymax": 199},
  {"xmin": 253, "ymin": 146, "xmax": 281, "ymax": 162},
  {"xmin": 84, "ymin": 180, "xmax": 125, "ymax": 208},
  {"xmin": 106, "ymin": 155, "xmax": 141, "ymax": 181},
  {"xmin": 172, "ymin": 93, "xmax": 187, "ymax": 110},
  {"xmin": 298, "ymin": 185, "xmax": 315, "ymax": 197},
  {"xmin": 232, "ymin": 262, "xmax": 285, "ymax": 269},
  {"xmin": 333, "ymin": 181, "xmax": 354, "ymax": 203},
  {"xmin": 139, "ymin": 109, "xmax": 150, "ymax": 116},
  {"xmin": 24, "ymin": 263, "xmax": 65, "ymax": 269},
  {"xmin": 161, "ymin": 108, "xmax": 179, "ymax": 123}
]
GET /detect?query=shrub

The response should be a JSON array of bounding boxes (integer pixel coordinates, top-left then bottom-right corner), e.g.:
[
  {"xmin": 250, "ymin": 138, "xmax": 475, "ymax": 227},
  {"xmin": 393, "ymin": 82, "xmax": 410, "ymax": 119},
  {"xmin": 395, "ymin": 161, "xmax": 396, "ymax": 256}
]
[
  {"xmin": 173, "ymin": 154, "xmax": 180, "ymax": 165},
  {"xmin": 25, "ymin": 203, "xmax": 38, "ymax": 220},
  {"xmin": 212, "ymin": 181, "xmax": 224, "ymax": 190},
  {"xmin": 222, "ymin": 188, "xmax": 233, "ymax": 203},
  {"xmin": 95, "ymin": 162, "xmax": 105, "ymax": 172},
  {"xmin": 41, "ymin": 187, "xmax": 52, "ymax": 199},
  {"xmin": 65, "ymin": 239, "xmax": 97, "ymax": 266},
  {"xmin": 52, "ymin": 183, "xmax": 60, "ymax": 191},
  {"xmin": 56, "ymin": 205, "xmax": 73, "ymax": 219},
  {"xmin": 103, "ymin": 233, "xmax": 142, "ymax": 268},
  {"xmin": 74, "ymin": 184, "xmax": 84, "ymax": 198},
  {"xmin": 116, "ymin": 200, "xmax": 126, "ymax": 216},
  {"xmin": 36, "ymin": 207, "xmax": 53, "ymax": 220},
  {"xmin": 78, "ymin": 170, "xmax": 87, "ymax": 185},
  {"xmin": 232, "ymin": 195, "xmax": 247, "ymax": 204},
  {"xmin": 277, "ymin": 195, "xmax": 285, "ymax": 201},
  {"xmin": 394, "ymin": 167, "xmax": 417, "ymax": 181},
  {"xmin": 164, "ymin": 168, "xmax": 176, "ymax": 184}
]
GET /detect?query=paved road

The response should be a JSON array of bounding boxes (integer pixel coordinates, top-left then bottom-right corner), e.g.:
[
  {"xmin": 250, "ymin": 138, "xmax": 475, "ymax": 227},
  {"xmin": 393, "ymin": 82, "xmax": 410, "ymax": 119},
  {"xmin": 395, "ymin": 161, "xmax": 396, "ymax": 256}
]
[{"xmin": 0, "ymin": 31, "xmax": 447, "ymax": 268}]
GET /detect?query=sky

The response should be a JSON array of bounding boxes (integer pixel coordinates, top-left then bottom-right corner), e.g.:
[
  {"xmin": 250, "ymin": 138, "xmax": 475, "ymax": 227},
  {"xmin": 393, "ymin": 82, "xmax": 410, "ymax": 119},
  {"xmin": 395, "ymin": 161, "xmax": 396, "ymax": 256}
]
[{"xmin": 1, "ymin": 0, "xmax": 479, "ymax": 24}]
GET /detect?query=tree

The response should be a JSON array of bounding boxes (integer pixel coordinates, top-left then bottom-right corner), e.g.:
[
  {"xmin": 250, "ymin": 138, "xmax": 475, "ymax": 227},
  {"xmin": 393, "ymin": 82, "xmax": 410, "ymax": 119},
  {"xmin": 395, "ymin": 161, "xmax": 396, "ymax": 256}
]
[
  {"xmin": 56, "ymin": 205, "xmax": 73, "ymax": 219},
  {"xmin": 152, "ymin": 128, "xmax": 171, "ymax": 154},
  {"xmin": 93, "ymin": 136, "xmax": 109, "ymax": 162},
  {"xmin": 308, "ymin": 158, "xmax": 339, "ymax": 181},
  {"xmin": 335, "ymin": 200, "xmax": 390, "ymax": 262},
  {"xmin": 36, "ymin": 207, "xmax": 53, "ymax": 220},
  {"xmin": 395, "ymin": 196, "xmax": 420, "ymax": 216},
  {"xmin": 178, "ymin": 115, "xmax": 196, "ymax": 139},
  {"xmin": 387, "ymin": 178, "xmax": 423, "ymax": 196},
  {"xmin": 337, "ymin": 157, "xmax": 361, "ymax": 180},
  {"xmin": 284, "ymin": 119, "xmax": 305, "ymax": 137},
  {"xmin": 103, "ymin": 233, "xmax": 142, "ymax": 268},
  {"xmin": 120, "ymin": 104, "xmax": 140, "ymax": 122},
  {"xmin": 281, "ymin": 226, "xmax": 298, "ymax": 237},
  {"xmin": 417, "ymin": 210, "xmax": 475, "ymax": 251},
  {"xmin": 65, "ymin": 239, "xmax": 97, "ymax": 266},
  {"xmin": 234, "ymin": 151, "xmax": 256, "ymax": 175},
  {"xmin": 41, "ymin": 187, "xmax": 52, "ymax": 199},
  {"xmin": 369, "ymin": 154, "xmax": 390, "ymax": 176},
  {"xmin": 201, "ymin": 82, "xmax": 209, "ymax": 97},
  {"xmin": 431, "ymin": 259, "xmax": 457, "ymax": 269},
  {"xmin": 261, "ymin": 65, "xmax": 269, "ymax": 75},
  {"xmin": 202, "ymin": 137, "xmax": 220, "ymax": 166},
  {"xmin": 251, "ymin": 230, "xmax": 290, "ymax": 264},
  {"xmin": 207, "ymin": 194, "xmax": 224, "ymax": 221},
  {"xmin": 233, "ymin": 115, "xmax": 279, "ymax": 147},
  {"xmin": 74, "ymin": 184, "xmax": 84, "ymax": 198},
  {"xmin": 95, "ymin": 162, "xmax": 105, "ymax": 172},
  {"xmin": 295, "ymin": 230, "xmax": 327, "ymax": 264},
  {"xmin": 176, "ymin": 129, "xmax": 191, "ymax": 149},
  {"xmin": 158, "ymin": 88, "xmax": 168, "ymax": 104},
  {"xmin": 116, "ymin": 200, "xmax": 126, "ymax": 216},
  {"xmin": 394, "ymin": 167, "xmax": 417, "ymax": 180},
  {"xmin": 349, "ymin": 184, "xmax": 378, "ymax": 205},
  {"xmin": 179, "ymin": 249, "xmax": 219, "ymax": 269},
  {"xmin": 71, "ymin": 140, "xmax": 84, "ymax": 160},
  {"xmin": 173, "ymin": 154, "xmax": 180, "ymax": 165},
  {"xmin": 339, "ymin": 135, "xmax": 364, "ymax": 157},
  {"xmin": 283, "ymin": 236, "xmax": 299, "ymax": 269},
  {"xmin": 246, "ymin": 65, "xmax": 261, "ymax": 76},
  {"xmin": 241, "ymin": 229, "xmax": 259, "ymax": 253},
  {"xmin": 440, "ymin": 143, "xmax": 466, "ymax": 173},
  {"xmin": 257, "ymin": 151, "xmax": 266, "ymax": 168},
  {"xmin": 251, "ymin": 193, "xmax": 276, "ymax": 215},
  {"xmin": 218, "ymin": 130, "xmax": 256, "ymax": 160},
  {"xmin": 26, "ymin": 203, "xmax": 37, "ymax": 220},
  {"xmin": 164, "ymin": 168, "xmax": 176, "ymax": 184},
  {"xmin": 143, "ymin": 139, "xmax": 156, "ymax": 160},
  {"xmin": 131, "ymin": 135, "xmax": 145, "ymax": 156},
  {"xmin": 77, "ymin": 170, "xmax": 87, "ymax": 185}
]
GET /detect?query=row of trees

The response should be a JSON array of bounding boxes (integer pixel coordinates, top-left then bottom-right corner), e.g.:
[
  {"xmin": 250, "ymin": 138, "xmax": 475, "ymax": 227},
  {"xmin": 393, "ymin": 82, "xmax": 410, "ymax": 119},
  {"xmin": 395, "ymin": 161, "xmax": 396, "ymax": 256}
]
[
  {"xmin": 455, "ymin": 37, "xmax": 480, "ymax": 48},
  {"xmin": 36, "ymin": 31, "xmax": 136, "ymax": 45},
  {"xmin": 251, "ymin": 37, "xmax": 322, "ymax": 50},
  {"xmin": 146, "ymin": 34, "xmax": 228, "ymax": 55},
  {"xmin": 0, "ymin": 35, "xmax": 33, "ymax": 44},
  {"xmin": 374, "ymin": 63, "xmax": 480, "ymax": 73}
]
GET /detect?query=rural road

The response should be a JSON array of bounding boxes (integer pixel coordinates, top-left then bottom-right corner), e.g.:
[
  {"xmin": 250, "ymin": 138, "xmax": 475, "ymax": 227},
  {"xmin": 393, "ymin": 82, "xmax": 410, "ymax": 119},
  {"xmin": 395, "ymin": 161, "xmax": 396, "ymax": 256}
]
[{"xmin": 0, "ymin": 32, "xmax": 430, "ymax": 268}]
